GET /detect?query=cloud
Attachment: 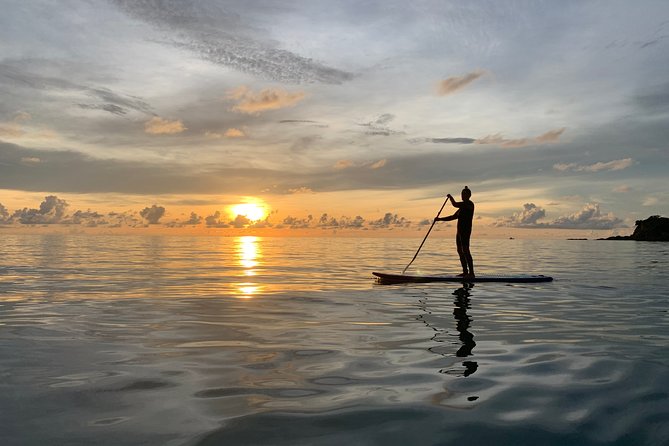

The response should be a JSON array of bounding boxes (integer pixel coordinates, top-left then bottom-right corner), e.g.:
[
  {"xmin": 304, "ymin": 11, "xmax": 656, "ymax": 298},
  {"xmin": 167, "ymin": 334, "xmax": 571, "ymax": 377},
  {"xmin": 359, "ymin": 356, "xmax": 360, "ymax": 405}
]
[
  {"xmin": 0, "ymin": 111, "xmax": 31, "ymax": 138},
  {"xmin": 224, "ymin": 128, "xmax": 246, "ymax": 138},
  {"xmin": 334, "ymin": 160, "xmax": 354, "ymax": 170},
  {"xmin": 549, "ymin": 203, "xmax": 623, "ymax": 229},
  {"xmin": 112, "ymin": 0, "xmax": 353, "ymax": 84},
  {"xmin": 316, "ymin": 213, "xmax": 365, "ymax": 229},
  {"xmin": 643, "ymin": 197, "xmax": 659, "ymax": 206},
  {"xmin": 279, "ymin": 120, "xmax": 327, "ymax": 128},
  {"xmin": 0, "ymin": 60, "xmax": 153, "ymax": 116},
  {"xmin": 369, "ymin": 159, "xmax": 387, "ymax": 169},
  {"xmin": 437, "ymin": 70, "xmax": 486, "ymax": 96},
  {"xmin": 206, "ymin": 128, "xmax": 247, "ymax": 138},
  {"xmin": 421, "ymin": 137, "xmax": 476, "ymax": 144},
  {"xmin": 477, "ymin": 128, "xmax": 566, "ymax": 148},
  {"xmin": 144, "ymin": 117, "xmax": 186, "ymax": 135},
  {"xmin": 11, "ymin": 195, "xmax": 69, "ymax": 224},
  {"xmin": 279, "ymin": 215, "xmax": 313, "ymax": 229},
  {"xmin": 0, "ymin": 122, "xmax": 26, "ymax": 138},
  {"xmin": 553, "ymin": 158, "xmax": 634, "ymax": 172},
  {"xmin": 205, "ymin": 211, "xmax": 229, "ymax": 228},
  {"xmin": 368, "ymin": 212, "xmax": 410, "ymax": 228},
  {"xmin": 535, "ymin": 128, "xmax": 566, "ymax": 143},
  {"xmin": 68, "ymin": 210, "xmax": 107, "ymax": 227},
  {"xmin": 185, "ymin": 212, "xmax": 202, "ymax": 225},
  {"xmin": 288, "ymin": 187, "xmax": 314, "ymax": 194},
  {"xmin": 231, "ymin": 214, "xmax": 252, "ymax": 228},
  {"xmin": 226, "ymin": 86, "xmax": 305, "ymax": 115},
  {"xmin": 613, "ymin": 185, "xmax": 632, "ymax": 193},
  {"xmin": 77, "ymin": 103, "xmax": 128, "ymax": 116},
  {"xmin": 139, "ymin": 205, "xmax": 166, "ymax": 224},
  {"xmin": 20, "ymin": 157, "xmax": 41, "ymax": 164},
  {"xmin": 0, "ymin": 202, "xmax": 9, "ymax": 224},
  {"xmin": 496, "ymin": 203, "xmax": 624, "ymax": 229},
  {"xmin": 494, "ymin": 203, "xmax": 546, "ymax": 227},
  {"xmin": 635, "ymin": 82, "xmax": 669, "ymax": 113},
  {"xmin": 359, "ymin": 114, "xmax": 404, "ymax": 136}
]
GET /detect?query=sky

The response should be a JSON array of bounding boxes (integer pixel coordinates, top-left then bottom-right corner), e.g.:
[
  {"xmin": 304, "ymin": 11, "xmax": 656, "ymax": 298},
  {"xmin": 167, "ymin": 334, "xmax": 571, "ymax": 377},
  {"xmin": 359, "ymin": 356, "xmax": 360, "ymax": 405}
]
[{"xmin": 1, "ymin": 0, "xmax": 668, "ymax": 236}]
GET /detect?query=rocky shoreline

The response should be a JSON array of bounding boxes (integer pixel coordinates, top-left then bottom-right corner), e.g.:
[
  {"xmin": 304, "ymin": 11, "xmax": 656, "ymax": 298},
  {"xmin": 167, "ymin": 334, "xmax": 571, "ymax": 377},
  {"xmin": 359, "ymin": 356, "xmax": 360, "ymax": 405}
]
[{"xmin": 601, "ymin": 215, "xmax": 669, "ymax": 241}]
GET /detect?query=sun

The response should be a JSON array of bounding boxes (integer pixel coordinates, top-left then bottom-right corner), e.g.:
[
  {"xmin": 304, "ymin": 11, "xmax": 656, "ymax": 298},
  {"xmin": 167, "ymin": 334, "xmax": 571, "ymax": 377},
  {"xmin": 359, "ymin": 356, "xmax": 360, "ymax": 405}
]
[{"xmin": 229, "ymin": 202, "xmax": 267, "ymax": 222}]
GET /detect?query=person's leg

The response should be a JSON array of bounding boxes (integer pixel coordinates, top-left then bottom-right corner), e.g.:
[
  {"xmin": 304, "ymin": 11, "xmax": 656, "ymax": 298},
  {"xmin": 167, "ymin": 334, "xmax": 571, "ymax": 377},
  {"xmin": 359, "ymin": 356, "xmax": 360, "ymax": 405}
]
[
  {"xmin": 456, "ymin": 234, "xmax": 468, "ymax": 275},
  {"xmin": 461, "ymin": 234, "xmax": 474, "ymax": 277}
]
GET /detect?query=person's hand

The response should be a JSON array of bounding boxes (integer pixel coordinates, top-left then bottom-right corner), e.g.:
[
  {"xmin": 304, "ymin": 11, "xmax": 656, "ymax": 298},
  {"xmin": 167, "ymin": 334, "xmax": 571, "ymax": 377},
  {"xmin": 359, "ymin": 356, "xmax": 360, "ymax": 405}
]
[
  {"xmin": 434, "ymin": 217, "xmax": 440, "ymax": 222},
  {"xmin": 446, "ymin": 194, "xmax": 453, "ymax": 200}
]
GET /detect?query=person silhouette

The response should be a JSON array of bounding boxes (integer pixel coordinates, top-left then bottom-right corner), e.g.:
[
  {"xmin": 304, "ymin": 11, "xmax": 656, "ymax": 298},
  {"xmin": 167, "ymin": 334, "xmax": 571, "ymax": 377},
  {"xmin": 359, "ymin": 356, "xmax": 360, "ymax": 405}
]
[{"xmin": 434, "ymin": 186, "xmax": 475, "ymax": 278}]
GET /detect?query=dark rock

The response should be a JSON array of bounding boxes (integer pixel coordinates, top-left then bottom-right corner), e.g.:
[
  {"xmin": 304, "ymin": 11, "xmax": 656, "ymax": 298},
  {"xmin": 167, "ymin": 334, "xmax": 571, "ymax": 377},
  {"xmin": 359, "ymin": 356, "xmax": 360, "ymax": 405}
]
[{"xmin": 601, "ymin": 215, "xmax": 669, "ymax": 241}]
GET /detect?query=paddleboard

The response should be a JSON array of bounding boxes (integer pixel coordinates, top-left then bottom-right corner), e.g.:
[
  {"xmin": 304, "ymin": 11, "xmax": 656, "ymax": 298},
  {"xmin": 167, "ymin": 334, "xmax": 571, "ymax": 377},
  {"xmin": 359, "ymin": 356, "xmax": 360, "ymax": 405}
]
[{"xmin": 372, "ymin": 271, "xmax": 553, "ymax": 284}]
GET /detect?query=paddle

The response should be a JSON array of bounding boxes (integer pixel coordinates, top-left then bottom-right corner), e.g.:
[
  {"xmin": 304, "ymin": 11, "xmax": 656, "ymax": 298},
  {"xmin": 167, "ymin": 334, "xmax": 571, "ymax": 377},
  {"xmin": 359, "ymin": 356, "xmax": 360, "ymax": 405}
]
[{"xmin": 402, "ymin": 195, "xmax": 450, "ymax": 274}]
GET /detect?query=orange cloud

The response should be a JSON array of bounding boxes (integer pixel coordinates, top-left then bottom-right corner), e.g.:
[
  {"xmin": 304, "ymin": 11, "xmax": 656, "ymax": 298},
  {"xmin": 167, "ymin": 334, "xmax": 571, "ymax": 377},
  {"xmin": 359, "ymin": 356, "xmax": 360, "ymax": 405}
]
[
  {"xmin": 144, "ymin": 117, "xmax": 186, "ymax": 135},
  {"xmin": 476, "ymin": 128, "xmax": 566, "ymax": 148},
  {"xmin": 437, "ymin": 70, "xmax": 486, "ymax": 96},
  {"xmin": 288, "ymin": 187, "xmax": 314, "ymax": 194},
  {"xmin": 535, "ymin": 127, "xmax": 566, "ymax": 143},
  {"xmin": 369, "ymin": 159, "xmax": 387, "ymax": 169},
  {"xmin": 554, "ymin": 158, "xmax": 634, "ymax": 173},
  {"xmin": 334, "ymin": 160, "xmax": 354, "ymax": 170},
  {"xmin": 226, "ymin": 86, "xmax": 305, "ymax": 114},
  {"xmin": 0, "ymin": 122, "xmax": 24, "ymax": 138},
  {"xmin": 224, "ymin": 128, "xmax": 246, "ymax": 138},
  {"xmin": 0, "ymin": 111, "xmax": 32, "ymax": 138},
  {"xmin": 205, "ymin": 128, "xmax": 247, "ymax": 138}
]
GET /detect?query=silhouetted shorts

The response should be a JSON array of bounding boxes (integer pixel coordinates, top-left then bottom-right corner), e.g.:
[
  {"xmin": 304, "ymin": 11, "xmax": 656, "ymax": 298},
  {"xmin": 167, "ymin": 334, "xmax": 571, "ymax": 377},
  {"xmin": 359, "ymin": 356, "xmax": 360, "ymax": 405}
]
[{"xmin": 456, "ymin": 231, "xmax": 471, "ymax": 250}]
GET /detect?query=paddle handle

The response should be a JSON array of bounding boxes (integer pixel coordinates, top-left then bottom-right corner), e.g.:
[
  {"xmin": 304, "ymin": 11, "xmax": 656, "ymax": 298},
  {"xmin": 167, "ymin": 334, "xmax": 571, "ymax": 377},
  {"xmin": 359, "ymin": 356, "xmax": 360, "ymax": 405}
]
[{"xmin": 402, "ymin": 195, "xmax": 450, "ymax": 274}]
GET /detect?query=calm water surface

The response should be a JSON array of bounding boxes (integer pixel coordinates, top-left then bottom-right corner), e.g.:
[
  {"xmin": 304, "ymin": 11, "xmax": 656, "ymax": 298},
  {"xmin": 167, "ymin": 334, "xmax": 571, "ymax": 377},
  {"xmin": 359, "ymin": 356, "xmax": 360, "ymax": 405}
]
[{"xmin": 1, "ymin": 235, "xmax": 668, "ymax": 445}]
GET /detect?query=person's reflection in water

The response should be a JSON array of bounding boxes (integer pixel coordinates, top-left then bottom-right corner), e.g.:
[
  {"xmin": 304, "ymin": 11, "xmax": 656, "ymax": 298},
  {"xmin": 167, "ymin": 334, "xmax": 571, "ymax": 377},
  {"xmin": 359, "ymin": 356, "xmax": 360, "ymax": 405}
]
[{"xmin": 452, "ymin": 284, "xmax": 478, "ymax": 376}]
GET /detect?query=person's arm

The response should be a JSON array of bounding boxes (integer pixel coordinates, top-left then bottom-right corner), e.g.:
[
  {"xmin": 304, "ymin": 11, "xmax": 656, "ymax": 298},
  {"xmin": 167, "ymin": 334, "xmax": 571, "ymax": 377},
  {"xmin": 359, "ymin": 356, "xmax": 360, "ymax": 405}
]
[
  {"xmin": 435, "ymin": 210, "xmax": 459, "ymax": 222},
  {"xmin": 445, "ymin": 193, "xmax": 463, "ymax": 208}
]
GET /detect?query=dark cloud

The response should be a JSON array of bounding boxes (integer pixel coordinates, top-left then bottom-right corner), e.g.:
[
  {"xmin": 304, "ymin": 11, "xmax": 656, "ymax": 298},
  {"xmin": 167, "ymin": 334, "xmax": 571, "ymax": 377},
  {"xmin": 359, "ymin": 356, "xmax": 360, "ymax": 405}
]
[
  {"xmin": 422, "ymin": 137, "xmax": 476, "ymax": 144},
  {"xmin": 77, "ymin": 103, "xmax": 128, "ymax": 116},
  {"xmin": 112, "ymin": 0, "xmax": 352, "ymax": 84},
  {"xmin": 67, "ymin": 210, "xmax": 108, "ymax": 227},
  {"xmin": 279, "ymin": 119, "xmax": 327, "ymax": 127},
  {"xmin": 0, "ymin": 60, "xmax": 153, "ymax": 116},
  {"xmin": 316, "ymin": 213, "xmax": 365, "ymax": 229},
  {"xmin": 231, "ymin": 214, "xmax": 252, "ymax": 228},
  {"xmin": 358, "ymin": 114, "xmax": 404, "ymax": 136},
  {"xmin": 2, "ymin": 113, "xmax": 667, "ymax": 197},
  {"xmin": 107, "ymin": 211, "xmax": 143, "ymax": 228},
  {"xmin": 11, "ymin": 195, "xmax": 69, "ymax": 224},
  {"xmin": 184, "ymin": 212, "xmax": 202, "ymax": 225},
  {"xmin": 290, "ymin": 135, "xmax": 322, "ymax": 152},
  {"xmin": 636, "ymin": 83, "xmax": 669, "ymax": 113},
  {"xmin": 368, "ymin": 212, "xmax": 410, "ymax": 228},
  {"xmin": 0, "ymin": 141, "xmax": 303, "ymax": 195},
  {"xmin": 0, "ymin": 202, "xmax": 10, "ymax": 224},
  {"xmin": 205, "ymin": 211, "xmax": 229, "ymax": 228},
  {"xmin": 279, "ymin": 215, "xmax": 313, "ymax": 229},
  {"xmin": 139, "ymin": 205, "xmax": 165, "ymax": 224}
]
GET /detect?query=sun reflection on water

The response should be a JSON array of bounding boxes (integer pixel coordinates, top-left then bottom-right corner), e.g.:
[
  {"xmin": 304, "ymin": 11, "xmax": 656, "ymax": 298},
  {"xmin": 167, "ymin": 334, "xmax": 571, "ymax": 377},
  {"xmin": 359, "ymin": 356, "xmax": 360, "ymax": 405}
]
[{"xmin": 235, "ymin": 236, "xmax": 262, "ymax": 298}]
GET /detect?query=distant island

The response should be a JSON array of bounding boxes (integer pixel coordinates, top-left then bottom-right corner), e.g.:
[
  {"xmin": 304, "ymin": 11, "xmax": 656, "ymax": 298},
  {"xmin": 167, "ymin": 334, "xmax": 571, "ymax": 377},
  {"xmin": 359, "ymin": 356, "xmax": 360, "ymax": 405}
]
[{"xmin": 601, "ymin": 215, "xmax": 669, "ymax": 241}]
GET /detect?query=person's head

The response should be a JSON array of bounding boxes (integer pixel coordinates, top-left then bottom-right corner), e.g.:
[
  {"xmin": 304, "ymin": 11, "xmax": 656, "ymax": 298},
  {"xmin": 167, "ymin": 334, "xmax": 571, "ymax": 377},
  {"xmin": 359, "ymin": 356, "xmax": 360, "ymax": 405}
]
[{"xmin": 461, "ymin": 186, "xmax": 471, "ymax": 200}]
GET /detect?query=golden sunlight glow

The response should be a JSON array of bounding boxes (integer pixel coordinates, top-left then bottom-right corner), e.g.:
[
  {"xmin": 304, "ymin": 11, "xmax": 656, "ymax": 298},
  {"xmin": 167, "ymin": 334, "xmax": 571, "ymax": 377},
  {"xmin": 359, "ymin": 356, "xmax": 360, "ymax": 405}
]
[
  {"xmin": 229, "ymin": 202, "xmax": 267, "ymax": 222},
  {"xmin": 234, "ymin": 236, "xmax": 262, "ymax": 298},
  {"xmin": 238, "ymin": 235, "xmax": 260, "ymax": 271}
]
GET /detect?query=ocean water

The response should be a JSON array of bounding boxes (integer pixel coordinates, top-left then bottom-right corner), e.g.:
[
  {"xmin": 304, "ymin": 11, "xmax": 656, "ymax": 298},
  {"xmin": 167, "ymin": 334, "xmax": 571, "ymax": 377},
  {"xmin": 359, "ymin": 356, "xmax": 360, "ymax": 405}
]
[{"xmin": 0, "ymin": 234, "xmax": 667, "ymax": 446}]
